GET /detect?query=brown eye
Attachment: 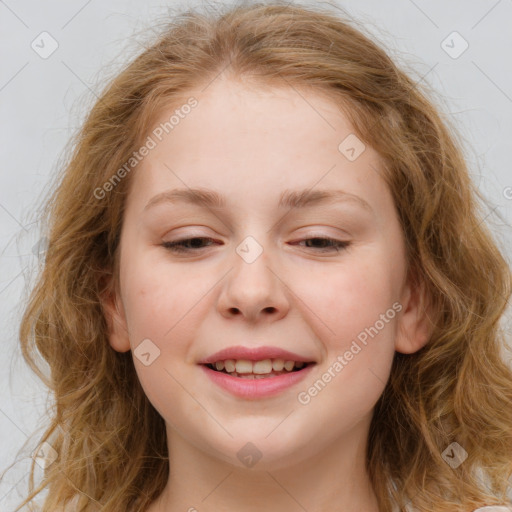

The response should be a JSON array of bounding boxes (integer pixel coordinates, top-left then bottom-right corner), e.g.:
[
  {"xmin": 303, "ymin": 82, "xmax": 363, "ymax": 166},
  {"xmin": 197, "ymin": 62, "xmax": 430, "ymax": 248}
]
[
  {"xmin": 294, "ymin": 237, "xmax": 351, "ymax": 253},
  {"xmin": 161, "ymin": 237, "xmax": 218, "ymax": 253}
]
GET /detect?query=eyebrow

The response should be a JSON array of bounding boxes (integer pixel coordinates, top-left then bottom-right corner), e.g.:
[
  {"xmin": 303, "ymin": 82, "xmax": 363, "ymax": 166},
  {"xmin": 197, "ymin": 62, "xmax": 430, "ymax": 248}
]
[{"xmin": 143, "ymin": 187, "xmax": 373, "ymax": 213}]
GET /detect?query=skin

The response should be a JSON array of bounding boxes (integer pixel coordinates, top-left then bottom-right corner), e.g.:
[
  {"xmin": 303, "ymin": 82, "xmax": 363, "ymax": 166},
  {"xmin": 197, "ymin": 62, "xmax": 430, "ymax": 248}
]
[{"xmin": 102, "ymin": 74, "xmax": 433, "ymax": 512}]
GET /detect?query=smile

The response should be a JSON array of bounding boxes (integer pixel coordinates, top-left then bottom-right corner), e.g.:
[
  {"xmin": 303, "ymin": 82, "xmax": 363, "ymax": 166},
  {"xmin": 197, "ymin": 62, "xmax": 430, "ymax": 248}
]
[{"xmin": 200, "ymin": 360, "xmax": 316, "ymax": 399}]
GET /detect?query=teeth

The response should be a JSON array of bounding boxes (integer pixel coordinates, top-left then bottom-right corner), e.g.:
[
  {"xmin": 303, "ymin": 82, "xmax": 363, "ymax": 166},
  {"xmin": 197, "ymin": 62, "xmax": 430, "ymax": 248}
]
[
  {"xmin": 235, "ymin": 360, "xmax": 253, "ymax": 374},
  {"xmin": 272, "ymin": 358, "xmax": 285, "ymax": 371},
  {"xmin": 284, "ymin": 360, "xmax": 295, "ymax": 371},
  {"xmin": 208, "ymin": 358, "xmax": 309, "ymax": 375},
  {"xmin": 253, "ymin": 359, "xmax": 273, "ymax": 374},
  {"xmin": 224, "ymin": 359, "xmax": 236, "ymax": 372}
]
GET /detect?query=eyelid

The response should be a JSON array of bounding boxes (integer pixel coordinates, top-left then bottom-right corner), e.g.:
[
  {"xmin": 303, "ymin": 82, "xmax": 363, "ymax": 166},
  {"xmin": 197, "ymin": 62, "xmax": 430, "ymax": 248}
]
[
  {"xmin": 161, "ymin": 234, "xmax": 352, "ymax": 255},
  {"xmin": 162, "ymin": 227, "xmax": 212, "ymax": 239},
  {"xmin": 162, "ymin": 225, "xmax": 351, "ymax": 240}
]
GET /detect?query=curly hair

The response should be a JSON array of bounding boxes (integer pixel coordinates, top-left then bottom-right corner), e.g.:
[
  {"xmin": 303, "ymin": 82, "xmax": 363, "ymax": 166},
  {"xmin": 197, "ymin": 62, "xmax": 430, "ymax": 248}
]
[{"xmin": 5, "ymin": 1, "xmax": 512, "ymax": 511}]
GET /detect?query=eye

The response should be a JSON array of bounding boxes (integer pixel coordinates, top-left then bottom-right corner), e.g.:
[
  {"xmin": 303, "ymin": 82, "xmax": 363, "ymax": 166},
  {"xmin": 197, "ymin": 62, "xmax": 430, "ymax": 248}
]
[
  {"xmin": 161, "ymin": 237, "xmax": 217, "ymax": 253},
  {"xmin": 293, "ymin": 237, "xmax": 351, "ymax": 253},
  {"xmin": 161, "ymin": 236, "xmax": 350, "ymax": 254}
]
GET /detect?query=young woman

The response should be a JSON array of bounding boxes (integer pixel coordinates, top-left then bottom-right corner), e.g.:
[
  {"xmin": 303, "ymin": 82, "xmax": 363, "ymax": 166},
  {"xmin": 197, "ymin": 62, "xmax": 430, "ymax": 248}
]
[{"xmin": 9, "ymin": 2, "xmax": 512, "ymax": 511}]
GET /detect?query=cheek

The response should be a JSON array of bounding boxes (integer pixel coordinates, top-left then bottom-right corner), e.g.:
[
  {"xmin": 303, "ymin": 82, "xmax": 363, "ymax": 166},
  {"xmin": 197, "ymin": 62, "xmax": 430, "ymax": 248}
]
[
  {"xmin": 297, "ymin": 254, "xmax": 401, "ymax": 340},
  {"xmin": 294, "ymin": 261, "xmax": 399, "ymax": 426},
  {"xmin": 120, "ymin": 248, "xmax": 203, "ymax": 338},
  {"xmin": 119, "ymin": 257, "xmax": 208, "ymax": 417},
  {"xmin": 293, "ymin": 251, "xmax": 401, "ymax": 405},
  {"xmin": 119, "ymin": 251, "xmax": 222, "ymax": 401}
]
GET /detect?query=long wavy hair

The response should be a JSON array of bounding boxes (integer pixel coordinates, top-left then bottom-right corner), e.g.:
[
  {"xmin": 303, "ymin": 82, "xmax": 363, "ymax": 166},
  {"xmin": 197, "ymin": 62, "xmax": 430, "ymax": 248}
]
[{"xmin": 5, "ymin": 1, "xmax": 512, "ymax": 511}]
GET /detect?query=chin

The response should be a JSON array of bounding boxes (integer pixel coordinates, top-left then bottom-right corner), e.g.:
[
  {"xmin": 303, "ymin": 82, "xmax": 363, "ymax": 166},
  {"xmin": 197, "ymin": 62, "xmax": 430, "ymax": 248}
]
[{"xmin": 206, "ymin": 436, "xmax": 315, "ymax": 472}]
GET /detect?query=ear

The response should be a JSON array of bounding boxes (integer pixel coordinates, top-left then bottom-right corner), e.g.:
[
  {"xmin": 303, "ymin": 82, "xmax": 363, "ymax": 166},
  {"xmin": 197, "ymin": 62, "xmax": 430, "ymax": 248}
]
[
  {"xmin": 99, "ymin": 275, "xmax": 131, "ymax": 353},
  {"xmin": 395, "ymin": 272, "xmax": 436, "ymax": 355}
]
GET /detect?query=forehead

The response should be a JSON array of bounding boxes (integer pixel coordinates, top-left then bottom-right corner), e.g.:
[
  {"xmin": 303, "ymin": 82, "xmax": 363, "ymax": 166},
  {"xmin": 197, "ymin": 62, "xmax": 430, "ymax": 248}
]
[{"xmin": 127, "ymin": 77, "xmax": 393, "ymax": 218}]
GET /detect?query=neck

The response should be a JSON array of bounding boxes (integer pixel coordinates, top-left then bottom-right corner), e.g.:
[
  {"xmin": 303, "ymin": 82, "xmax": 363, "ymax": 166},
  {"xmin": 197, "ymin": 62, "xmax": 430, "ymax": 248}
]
[{"xmin": 150, "ymin": 418, "xmax": 381, "ymax": 512}]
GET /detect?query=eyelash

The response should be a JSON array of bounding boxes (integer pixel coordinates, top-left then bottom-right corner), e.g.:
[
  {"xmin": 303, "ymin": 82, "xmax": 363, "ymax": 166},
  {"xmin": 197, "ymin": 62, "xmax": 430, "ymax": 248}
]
[{"xmin": 161, "ymin": 236, "xmax": 351, "ymax": 254}]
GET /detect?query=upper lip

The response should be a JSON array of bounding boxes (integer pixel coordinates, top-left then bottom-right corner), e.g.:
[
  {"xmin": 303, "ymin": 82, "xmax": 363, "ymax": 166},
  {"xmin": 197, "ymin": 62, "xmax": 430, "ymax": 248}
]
[{"xmin": 198, "ymin": 345, "xmax": 316, "ymax": 365}]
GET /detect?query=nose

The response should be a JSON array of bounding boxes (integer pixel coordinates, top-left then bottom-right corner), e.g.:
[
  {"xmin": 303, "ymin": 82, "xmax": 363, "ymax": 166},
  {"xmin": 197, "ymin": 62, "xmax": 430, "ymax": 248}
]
[{"xmin": 216, "ymin": 237, "xmax": 290, "ymax": 323}]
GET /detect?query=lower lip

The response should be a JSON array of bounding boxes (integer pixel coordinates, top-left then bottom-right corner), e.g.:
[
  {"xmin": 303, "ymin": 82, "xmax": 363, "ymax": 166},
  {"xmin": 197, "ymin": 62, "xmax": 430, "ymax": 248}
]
[{"xmin": 199, "ymin": 364, "xmax": 315, "ymax": 399}]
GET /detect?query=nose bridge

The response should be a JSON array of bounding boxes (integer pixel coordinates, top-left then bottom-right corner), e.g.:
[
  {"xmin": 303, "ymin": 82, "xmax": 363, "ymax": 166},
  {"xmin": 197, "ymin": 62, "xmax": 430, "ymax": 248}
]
[
  {"xmin": 230, "ymin": 208, "xmax": 276, "ymax": 270},
  {"xmin": 235, "ymin": 234, "xmax": 267, "ymax": 266},
  {"xmin": 232, "ymin": 233, "xmax": 275, "ymax": 289},
  {"xmin": 217, "ymin": 231, "xmax": 289, "ymax": 320}
]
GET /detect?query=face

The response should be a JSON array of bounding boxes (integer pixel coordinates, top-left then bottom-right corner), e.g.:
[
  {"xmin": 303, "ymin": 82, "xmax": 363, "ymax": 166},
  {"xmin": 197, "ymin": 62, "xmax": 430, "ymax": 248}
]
[{"xmin": 104, "ymin": 76, "xmax": 431, "ymax": 471}]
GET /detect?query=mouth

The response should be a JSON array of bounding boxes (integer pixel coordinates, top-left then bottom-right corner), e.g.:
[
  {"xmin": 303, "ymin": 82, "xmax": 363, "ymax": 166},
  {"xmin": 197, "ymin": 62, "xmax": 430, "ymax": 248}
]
[
  {"xmin": 202, "ymin": 359, "xmax": 316, "ymax": 379},
  {"xmin": 200, "ymin": 356, "xmax": 317, "ymax": 399}
]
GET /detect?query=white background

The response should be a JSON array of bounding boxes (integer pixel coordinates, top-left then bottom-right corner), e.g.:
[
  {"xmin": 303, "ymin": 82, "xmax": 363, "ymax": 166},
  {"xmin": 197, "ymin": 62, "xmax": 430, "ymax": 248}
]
[{"xmin": 1, "ymin": 0, "xmax": 511, "ymax": 509}]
